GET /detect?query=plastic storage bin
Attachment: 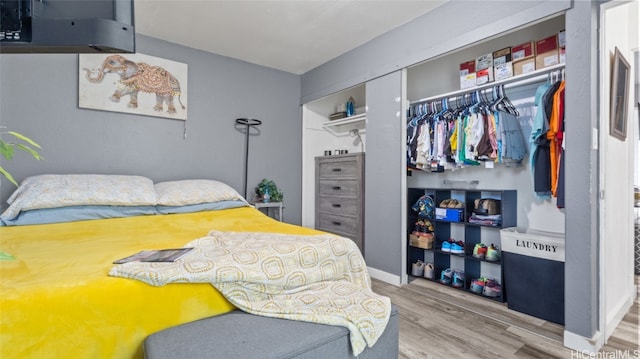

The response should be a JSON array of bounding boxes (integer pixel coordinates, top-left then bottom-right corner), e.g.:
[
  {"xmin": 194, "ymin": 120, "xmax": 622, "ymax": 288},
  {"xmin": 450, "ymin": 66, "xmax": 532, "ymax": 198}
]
[{"xmin": 501, "ymin": 227, "xmax": 565, "ymax": 324}]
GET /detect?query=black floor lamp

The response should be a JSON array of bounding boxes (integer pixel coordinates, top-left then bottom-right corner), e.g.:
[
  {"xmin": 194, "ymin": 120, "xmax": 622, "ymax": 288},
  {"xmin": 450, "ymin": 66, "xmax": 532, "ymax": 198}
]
[{"xmin": 235, "ymin": 118, "xmax": 262, "ymax": 200}]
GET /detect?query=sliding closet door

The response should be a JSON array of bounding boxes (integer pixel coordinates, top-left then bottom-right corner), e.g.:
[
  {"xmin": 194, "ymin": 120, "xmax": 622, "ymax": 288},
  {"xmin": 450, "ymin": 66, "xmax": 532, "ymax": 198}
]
[{"xmin": 364, "ymin": 70, "xmax": 406, "ymax": 284}]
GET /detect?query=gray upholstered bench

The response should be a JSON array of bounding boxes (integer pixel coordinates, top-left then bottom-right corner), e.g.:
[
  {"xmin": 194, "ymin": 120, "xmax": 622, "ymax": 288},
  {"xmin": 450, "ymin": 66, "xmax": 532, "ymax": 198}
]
[{"xmin": 144, "ymin": 304, "xmax": 399, "ymax": 359}]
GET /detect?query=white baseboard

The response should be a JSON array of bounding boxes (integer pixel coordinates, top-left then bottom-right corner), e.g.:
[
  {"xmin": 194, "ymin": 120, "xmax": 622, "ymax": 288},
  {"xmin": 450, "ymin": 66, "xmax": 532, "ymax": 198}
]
[
  {"xmin": 368, "ymin": 267, "xmax": 402, "ymax": 287},
  {"xmin": 563, "ymin": 330, "xmax": 603, "ymax": 354},
  {"xmin": 604, "ymin": 288, "xmax": 637, "ymax": 340}
]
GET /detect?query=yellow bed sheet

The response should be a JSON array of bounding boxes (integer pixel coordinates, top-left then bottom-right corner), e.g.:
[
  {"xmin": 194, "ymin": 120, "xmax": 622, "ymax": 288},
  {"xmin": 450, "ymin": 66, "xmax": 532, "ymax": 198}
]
[{"xmin": 0, "ymin": 207, "xmax": 321, "ymax": 359}]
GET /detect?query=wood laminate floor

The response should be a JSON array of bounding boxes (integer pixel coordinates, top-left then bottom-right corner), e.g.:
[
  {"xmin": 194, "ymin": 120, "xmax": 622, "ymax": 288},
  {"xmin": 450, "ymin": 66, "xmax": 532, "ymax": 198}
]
[{"xmin": 371, "ymin": 276, "xmax": 639, "ymax": 359}]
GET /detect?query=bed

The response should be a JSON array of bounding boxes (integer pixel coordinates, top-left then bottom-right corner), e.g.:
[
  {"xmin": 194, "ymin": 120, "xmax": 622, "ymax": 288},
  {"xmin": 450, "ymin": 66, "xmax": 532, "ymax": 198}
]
[{"xmin": 0, "ymin": 175, "xmax": 388, "ymax": 358}]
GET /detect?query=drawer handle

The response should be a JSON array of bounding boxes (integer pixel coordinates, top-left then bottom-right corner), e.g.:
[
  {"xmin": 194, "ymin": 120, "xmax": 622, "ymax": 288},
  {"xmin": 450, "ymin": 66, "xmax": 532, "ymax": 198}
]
[
  {"xmin": 332, "ymin": 221, "xmax": 342, "ymax": 226},
  {"xmin": 332, "ymin": 168, "xmax": 342, "ymax": 172},
  {"xmin": 332, "ymin": 203, "xmax": 342, "ymax": 208},
  {"xmin": 332, "ymin": 186, "xmax": 342, "ymax": 190}
]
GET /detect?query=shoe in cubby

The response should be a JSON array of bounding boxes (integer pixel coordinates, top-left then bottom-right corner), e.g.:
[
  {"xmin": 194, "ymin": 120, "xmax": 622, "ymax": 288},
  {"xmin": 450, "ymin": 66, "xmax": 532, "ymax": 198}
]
[
  {"xmin": 424, "ymin": 262, "xmax": 435, "ymax": 280},
  {"xmin": 482, "ymin": 278, "xmax": 502, "ymax": 297},
  {"xmin": 486, "ymin": 244, "xmax": 501, "ymax": 262},
  {"xmin": 439, "ymin": 268, "xmax": 453, "ymax": 285},
  {"xmin": 411, "ymin": 260, "xmax": 425, "ymax": 277},
  {"xmin": 441, "ymin": 239, "xmax": 453, "ymax": 253},
  {"xmin": 451, "ymin": 270, "xmax": 465, "ymax": 288},
  {"xmin": 470, "ymin": 277, "xmax": 487, "ymax": 294},
  {"xmin": 450, "ymin": 240, "xmax": 465, "ymax": 255},
  {"xmin": 472, "ymin": 243, "xmax": 488, "ymax": 259}
]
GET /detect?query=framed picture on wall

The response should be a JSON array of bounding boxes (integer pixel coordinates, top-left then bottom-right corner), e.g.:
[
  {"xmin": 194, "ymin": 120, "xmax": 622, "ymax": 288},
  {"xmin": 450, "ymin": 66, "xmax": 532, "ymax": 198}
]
[
  {"xmin": 79, "ymin": 53, "xmax": 188, "ymax": 120},
  {"xmin": 609, "ymin": 47, "xmax": 630, "ymax": 141}
]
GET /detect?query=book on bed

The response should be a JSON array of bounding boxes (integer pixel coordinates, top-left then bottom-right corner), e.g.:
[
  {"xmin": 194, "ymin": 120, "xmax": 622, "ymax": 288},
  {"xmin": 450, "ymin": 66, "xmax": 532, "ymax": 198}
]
[{"xmin": 113, "ymin": 248, "xmax": 194, "ymax": 264}]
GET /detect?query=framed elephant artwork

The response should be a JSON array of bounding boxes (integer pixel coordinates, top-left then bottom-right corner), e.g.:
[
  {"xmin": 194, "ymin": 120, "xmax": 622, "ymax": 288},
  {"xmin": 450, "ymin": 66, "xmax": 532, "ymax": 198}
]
[{"xmin": 79, "ymin": 53, "xmax": 188, "ymax": 120}]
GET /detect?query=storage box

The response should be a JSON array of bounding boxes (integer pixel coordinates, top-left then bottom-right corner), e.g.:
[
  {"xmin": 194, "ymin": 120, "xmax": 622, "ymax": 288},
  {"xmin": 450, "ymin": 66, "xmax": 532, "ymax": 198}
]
[
  {"xmin": 460, "ymin": 73, "xmax": 477, "ymax": 89},
  {"xmin": 513, "ymin": 58, "xmax": 535, "ymax": 75},
  {"xmin": 409, "ymin": 233, "xmax": 434, "ymax": 249},
  {"xmin": 494, "ymin": 62, "xmax": 513, "ymax": 80},
  {"xmin": 536, "ymin": 50, "xmax": 559, "ymax": 69},
  {"xmin": 475, "ymin": 53, "xmax": 493, "ymax": 71},
  {"xmin": 476, "ymin": 67, "xmax": 493, "ymax": 85},
  {"xmin": 535, "ymin": 35, "xmax": 559, "ymax": 69},
  {"xmin": 512, "ymin": 41, "xmax": 535, "ymax": 61},
  {"xmin": 475, "ymin": 53, "xmax": 493, "ymax": 85},
  {"xmin": 459, "ymin": 60, "xmax": 476, "ymax": 89},
  {"xmin": 492, "ymin": 47, "xmax": 512, "ymax": 66},
  {"xmin": 435, "ymin": 208, "xmax": 464, "ymax": 222},
  {"xmin": 558, "ymin": 30, "xmax": 566, "ymax": 48},
  {"xmin": 559, "ymin": 47, "xmax": 566, "ymax": 64}
]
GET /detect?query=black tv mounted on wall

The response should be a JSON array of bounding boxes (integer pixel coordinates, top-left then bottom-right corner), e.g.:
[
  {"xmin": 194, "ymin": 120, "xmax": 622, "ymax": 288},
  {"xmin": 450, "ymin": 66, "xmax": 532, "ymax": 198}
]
[{"xmin": 0, "ymin": 0, "xmax": 134, "ymax": 53}]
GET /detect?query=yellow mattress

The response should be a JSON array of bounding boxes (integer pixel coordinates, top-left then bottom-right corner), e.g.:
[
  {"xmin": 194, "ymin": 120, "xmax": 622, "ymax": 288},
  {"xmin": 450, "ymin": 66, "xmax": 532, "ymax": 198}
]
[{"xmin": 0, "ymin": 207, "xmax": 321, "ymax": 358}]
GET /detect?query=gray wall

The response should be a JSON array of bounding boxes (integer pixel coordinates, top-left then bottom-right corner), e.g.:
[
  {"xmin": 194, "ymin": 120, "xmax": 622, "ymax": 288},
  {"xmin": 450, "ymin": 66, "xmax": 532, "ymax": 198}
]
[
  {"xmin": 564, "ymin": 0, "xmax": 599, "ymax": 339},
  {"xmin": 0, "ymin": 34, "xmax": 303, "ymax": 224}
]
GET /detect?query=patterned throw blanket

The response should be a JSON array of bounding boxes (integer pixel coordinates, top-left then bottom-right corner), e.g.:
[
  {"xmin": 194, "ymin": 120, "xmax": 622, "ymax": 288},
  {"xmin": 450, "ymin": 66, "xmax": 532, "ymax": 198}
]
[{"xmin": 109, "ymin": 230, "xmax": 391, "ymax": 355}]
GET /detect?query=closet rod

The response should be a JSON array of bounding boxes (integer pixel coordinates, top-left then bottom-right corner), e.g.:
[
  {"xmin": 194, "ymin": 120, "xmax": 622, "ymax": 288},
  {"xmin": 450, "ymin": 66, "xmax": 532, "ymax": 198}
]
[{"xmin": 410, "ymin": 63, "xmax": 565, "ymax": 105}]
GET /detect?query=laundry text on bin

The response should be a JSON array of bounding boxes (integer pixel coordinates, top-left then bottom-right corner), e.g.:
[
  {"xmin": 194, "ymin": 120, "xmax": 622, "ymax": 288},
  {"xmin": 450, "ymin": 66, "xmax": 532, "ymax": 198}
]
[{"xmin": 515, "ymin": 239, "xmax": 558, "ymax": 253}]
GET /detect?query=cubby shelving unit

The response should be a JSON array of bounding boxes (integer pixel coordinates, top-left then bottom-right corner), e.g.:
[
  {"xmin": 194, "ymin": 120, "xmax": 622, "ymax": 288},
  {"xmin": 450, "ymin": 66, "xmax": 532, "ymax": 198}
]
[{"xmin": 407, "ymin": 187, "xmax": 517, "ymax": 302}]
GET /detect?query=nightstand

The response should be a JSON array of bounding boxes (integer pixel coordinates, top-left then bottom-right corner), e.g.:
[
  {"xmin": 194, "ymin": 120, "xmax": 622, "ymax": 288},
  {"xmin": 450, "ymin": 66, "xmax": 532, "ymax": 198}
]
[{"xmin": 253, "ymin": 201, "xmax": 284, "ymax": 221}]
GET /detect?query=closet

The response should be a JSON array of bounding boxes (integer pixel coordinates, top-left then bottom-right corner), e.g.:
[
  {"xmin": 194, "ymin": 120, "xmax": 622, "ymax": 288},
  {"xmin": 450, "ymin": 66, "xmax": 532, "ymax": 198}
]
[
  {"xmin": 405, "ymin": 15, "xmax": 567, "ymax": 302},
  {"xmin": 301, "ymin": 85, "xmax": 366, "ymax": 233}
]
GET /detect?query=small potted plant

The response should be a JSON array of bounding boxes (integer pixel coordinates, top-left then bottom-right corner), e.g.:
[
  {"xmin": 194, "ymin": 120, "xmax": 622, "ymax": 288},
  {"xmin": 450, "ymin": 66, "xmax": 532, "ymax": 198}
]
[{"xmin": 254, "ymin": 179, "xmax": 283, "ymax": 203}]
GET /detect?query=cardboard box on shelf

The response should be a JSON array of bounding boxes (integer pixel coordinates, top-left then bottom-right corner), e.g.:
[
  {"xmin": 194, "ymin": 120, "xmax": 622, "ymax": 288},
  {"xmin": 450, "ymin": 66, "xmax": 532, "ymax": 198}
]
[
  {"xmin": 476, "ymin": 67, "xmax": 494, "ymax": 85},
  {"xmin": 475, "ymin": 53, "xmax": 493, "ymax": 85},
  {"xmin": 492, "ymin": 47, "xmax": 512, "ymax": 66},
  {"xmin": 495, "ymin": 62, "xmax": 514, "ymax": 80},
  {"xmin": 536, "ymin": 50, "xmax": 559, "ymax": 69},
  {"xmin": 460, "ymin": 73, "xmax": 477, "ymax": 89},
  {"xmin": 535, "ymin": 34, "xmax": 559, "ymax": 69},
  {"xmin": 558, "ymin": 30, "xmax": 566, "ymax": 48},
  {"xmin": 512, "ymin": 41, "xmax": 535, "ymax": 61},
  {"xmin": 475, "ymin": 53, "xmax": 493, "ymax": 71},
  {"xmin": 459, "ymin": 60, "xmax": 476, "ymax": 89},
  {"xmin": 514, "ymin": 58, "xmax": 536, "ymax": 75}
]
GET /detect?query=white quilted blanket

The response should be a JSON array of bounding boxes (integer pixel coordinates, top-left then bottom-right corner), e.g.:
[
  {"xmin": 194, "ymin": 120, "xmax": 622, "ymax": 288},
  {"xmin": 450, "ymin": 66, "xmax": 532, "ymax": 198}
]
[{"xmin": 109, "ymin": 230, "xmax": 391, "ymax": 355}]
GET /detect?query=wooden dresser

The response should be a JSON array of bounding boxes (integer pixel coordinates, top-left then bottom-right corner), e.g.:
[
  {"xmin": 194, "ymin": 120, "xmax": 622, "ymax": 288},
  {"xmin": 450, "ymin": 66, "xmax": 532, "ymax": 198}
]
[{"xmin": 315, "ymin": 153, "xmax": 365, "ymax": 254}]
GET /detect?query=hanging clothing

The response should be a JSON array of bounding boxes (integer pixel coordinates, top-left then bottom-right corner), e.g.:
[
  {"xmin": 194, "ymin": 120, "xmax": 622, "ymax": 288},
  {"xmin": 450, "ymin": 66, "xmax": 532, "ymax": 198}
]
[
  {"xmin": 529, "ymin": 77, "xmax": 565, "ymax": 199},
  {"xmin": 548, "ymin": 80, "xmax": 565, "ymax": 196},
  {"xmin": 498, "ymin": 110, "xmax": 527, "ymax": 164}
]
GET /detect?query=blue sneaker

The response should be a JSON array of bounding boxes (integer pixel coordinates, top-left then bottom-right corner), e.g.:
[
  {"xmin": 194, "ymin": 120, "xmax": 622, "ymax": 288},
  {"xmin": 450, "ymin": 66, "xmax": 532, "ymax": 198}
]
[
  {"xmin": 450, "ymin": 241, "xmax": 465, "ymax": 255},
  {"xmin": 439, "ymin": 268, "xmax": 453, "ymax": 284},
  {"xmin": 452, "ymin": 270, "xmax": 465, "ymax": 288},
  {"xmin": 441, "ymin": 240, "xmax": 452, "ymax": 252}
]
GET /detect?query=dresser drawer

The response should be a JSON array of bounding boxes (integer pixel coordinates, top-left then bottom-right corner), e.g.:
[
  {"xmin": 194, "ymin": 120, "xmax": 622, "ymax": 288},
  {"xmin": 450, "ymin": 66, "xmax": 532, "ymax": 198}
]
[
  {"xmin": 318, "ymin": 180, "xmax": 358, "ymax": 197},
  {"xmin": 317, "ymin": 213, "xmax": 358, "ymax": 236},
  {"xmin": 317, "ymin": 159, "xmax": 358, "ymax": 179},
  {"xmin": 318, "ymin": 196, "xmax": 358, "ymax": 215}
]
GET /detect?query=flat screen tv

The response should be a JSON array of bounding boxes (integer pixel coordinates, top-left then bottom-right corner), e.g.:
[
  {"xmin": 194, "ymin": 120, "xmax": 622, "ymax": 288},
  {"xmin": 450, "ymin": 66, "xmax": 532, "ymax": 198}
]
[{"xmin": 0, "ymin": 0, "xmax": 134, "ymax": 53}]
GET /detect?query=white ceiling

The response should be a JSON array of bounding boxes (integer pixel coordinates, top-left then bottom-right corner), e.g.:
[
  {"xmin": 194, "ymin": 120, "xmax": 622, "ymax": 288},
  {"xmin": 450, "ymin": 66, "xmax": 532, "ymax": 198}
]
[{"xmin": 134, "ymin": 0, "xmax": 447, "ymax": 74}]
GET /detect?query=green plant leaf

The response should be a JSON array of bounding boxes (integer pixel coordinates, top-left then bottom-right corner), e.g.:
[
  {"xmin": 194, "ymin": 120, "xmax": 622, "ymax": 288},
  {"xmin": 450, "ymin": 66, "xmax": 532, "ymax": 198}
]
[
  {"xmin": 8, "ymin": 131, "xmax": 41, "ymax": 148},
  {"xmin": 0, "ymin": 166, "xmax": 18, "ymax": 186},
  {"xmin": 0, "ymin": 141, "xmax": 15, "ymax": 160},
  {"xmin": 14, "ymin": 144, "xmax": 43, "ymax": 160}
]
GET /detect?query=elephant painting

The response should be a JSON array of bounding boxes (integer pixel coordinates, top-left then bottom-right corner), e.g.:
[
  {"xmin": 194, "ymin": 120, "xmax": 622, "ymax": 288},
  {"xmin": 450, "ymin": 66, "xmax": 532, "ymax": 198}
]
[{"xmin": 82, "ymin": 54, "xmax": 186, "ymax": 116}]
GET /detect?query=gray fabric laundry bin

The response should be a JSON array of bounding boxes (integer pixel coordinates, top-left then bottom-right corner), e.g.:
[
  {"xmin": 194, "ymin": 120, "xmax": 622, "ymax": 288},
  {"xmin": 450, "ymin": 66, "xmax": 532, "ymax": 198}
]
[{"xmin": 144, "ymin": 304, "xmax": 399, "ymax": 359}]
